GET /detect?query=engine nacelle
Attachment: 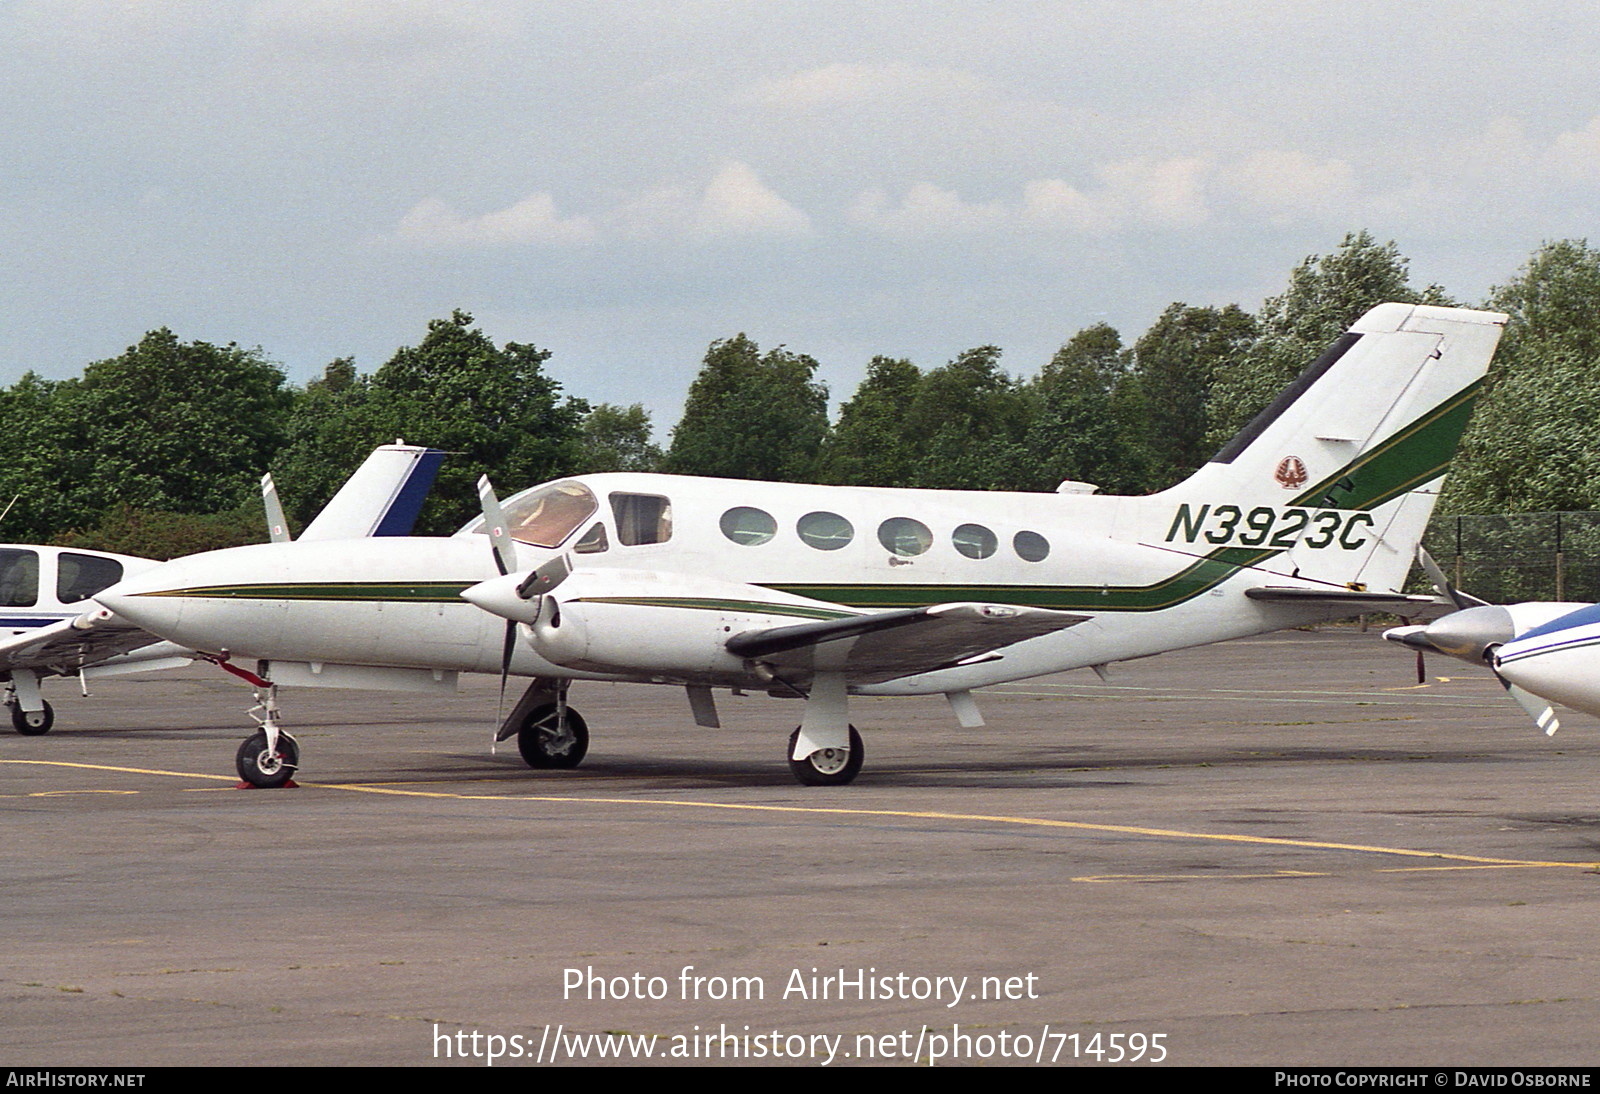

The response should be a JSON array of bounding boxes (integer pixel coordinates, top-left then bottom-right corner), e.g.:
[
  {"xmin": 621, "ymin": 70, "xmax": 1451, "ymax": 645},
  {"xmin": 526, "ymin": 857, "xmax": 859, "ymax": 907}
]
[{"xmin": 520, "ymin": 569, "xmax": 851, "ymax": 679}]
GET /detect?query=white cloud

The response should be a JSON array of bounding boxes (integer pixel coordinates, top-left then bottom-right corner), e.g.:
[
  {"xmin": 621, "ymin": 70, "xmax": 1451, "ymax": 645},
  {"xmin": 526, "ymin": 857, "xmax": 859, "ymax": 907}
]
[
  {"xmin": 392, "ymin": 194, "xmax": 595, "ymax": 248},
  {"xmin": 857, "ymin": 157, "xmax": 1211, "ymax": 238},
  {"xmin": 1543, "ymin": 115, "xmax": 1600, "ymax": 181},
  {"xmin": 1221, "ymin": 150, "xmax": 1355, "ymax": 216},
  {"xmin": 695, "ymin": 161, "xmax": 812, "ymax": 236},
  {"xmin": 391, "ymin": 163, "xmax": 808, "ymax": 249},
  {"xmin": 610, "ymin": 162, "xmax": 811, "ymax": 240},
  {"xmin": 747, "ymin": 62, "xmax": 989, "ymax": 109},
  {"xmin": 1095, "ymin": 157, "xmax": 1211, "ymax": 228},
  {"xmin": 1019, "ymin": 179, "xmax": 1109, "ymax": 233},
  {"xmin": 849, "ymin": 183, "xmax": 1007, "ymax": 234}
]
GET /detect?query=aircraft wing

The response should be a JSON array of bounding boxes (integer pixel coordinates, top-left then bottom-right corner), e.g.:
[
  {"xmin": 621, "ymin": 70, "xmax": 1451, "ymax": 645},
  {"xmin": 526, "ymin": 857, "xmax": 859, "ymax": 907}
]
[
  {"xmin": 726, "ymin": 602, "xmax": 1091, "ymax": 685},
  {"xmin": 0, "ymin": 607, "xmax": 171, "ymax": 676}
]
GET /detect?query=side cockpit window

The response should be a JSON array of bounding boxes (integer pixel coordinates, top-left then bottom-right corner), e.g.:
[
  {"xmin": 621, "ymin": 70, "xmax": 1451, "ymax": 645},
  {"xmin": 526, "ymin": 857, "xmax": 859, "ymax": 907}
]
[
  {"xmin": 0, "ymin": 549, "xmax": 39, "ymax": 607},
  {"xmin": 501, "ymin": 481, "xmax": 598, "ymax": 548},
  {"xmin": 572, "ymin": 522, "xmax": 609, "ymax": 554},
  {"xmin": 610, "ymin": 493, "xmax": 672, "ymax": 546},
  {"xmin": 58, "ymin": 553, "xmax": 124, "ymax": 603}
]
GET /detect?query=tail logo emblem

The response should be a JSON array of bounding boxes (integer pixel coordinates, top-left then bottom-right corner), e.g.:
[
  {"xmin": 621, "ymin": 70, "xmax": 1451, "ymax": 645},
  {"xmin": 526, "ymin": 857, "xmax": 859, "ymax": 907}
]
[{"xmin": 1275, "ymin": 456, "xmax": 1308, "ymax": 490}]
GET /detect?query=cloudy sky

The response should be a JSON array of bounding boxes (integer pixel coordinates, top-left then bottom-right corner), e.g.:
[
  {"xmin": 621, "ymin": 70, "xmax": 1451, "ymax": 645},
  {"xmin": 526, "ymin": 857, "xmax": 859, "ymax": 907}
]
[{"xmin": 4, "ymin": 0, "xmax": 1598, "ymax": 429}]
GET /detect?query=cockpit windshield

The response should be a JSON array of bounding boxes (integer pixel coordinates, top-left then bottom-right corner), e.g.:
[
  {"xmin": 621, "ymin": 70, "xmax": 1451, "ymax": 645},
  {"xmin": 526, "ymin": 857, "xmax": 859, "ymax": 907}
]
[{"xmin": 500, "ymin": 481, "xmax": 598, "ymax": 548}]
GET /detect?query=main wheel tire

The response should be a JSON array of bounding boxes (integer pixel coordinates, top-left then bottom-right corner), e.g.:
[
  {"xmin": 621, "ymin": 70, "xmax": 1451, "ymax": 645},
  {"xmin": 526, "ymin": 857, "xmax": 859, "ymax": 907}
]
[
  {"xmin": 11, "ymin": 700, "xmax": 53, "ymax": 736},
  {"xmin": 517, "ymin": 704, "xmax": 589, "ymax": 769},
  {"xmin": 787, "ymin": 726, "xmax": 864, "ymax": 786},
  {"xmin": 235, "ymin": 730, "xmax": 299, "ymax": 788}
]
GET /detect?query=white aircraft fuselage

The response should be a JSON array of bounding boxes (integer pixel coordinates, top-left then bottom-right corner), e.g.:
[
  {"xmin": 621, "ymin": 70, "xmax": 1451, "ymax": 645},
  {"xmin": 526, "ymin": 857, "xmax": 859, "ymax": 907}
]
[{"xmin": 104, "ymin": 475, "xmax": 1361, "ymax": 694}]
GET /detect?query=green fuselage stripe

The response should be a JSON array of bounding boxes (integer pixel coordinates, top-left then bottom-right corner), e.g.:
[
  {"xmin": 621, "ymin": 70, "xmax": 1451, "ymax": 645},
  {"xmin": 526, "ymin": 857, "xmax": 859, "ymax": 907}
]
[{"xmin": 132, "ymin": 582, "xmax": 475, "ymax": 603}]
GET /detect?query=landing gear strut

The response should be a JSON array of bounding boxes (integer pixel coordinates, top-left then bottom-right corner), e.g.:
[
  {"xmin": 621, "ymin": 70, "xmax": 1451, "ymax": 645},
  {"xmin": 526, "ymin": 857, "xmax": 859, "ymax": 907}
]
[{"xmin": 205, "ymin": 656, "xmax": 299, "ymax": 788}]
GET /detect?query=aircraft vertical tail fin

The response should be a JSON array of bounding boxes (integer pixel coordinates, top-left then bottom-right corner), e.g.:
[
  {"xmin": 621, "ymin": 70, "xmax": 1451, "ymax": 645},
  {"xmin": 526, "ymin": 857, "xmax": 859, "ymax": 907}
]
[
  {"xmin": 298, "ymin": 443, "xmax": 447, "ymax": 541},
  {"xmin": 1154, "ymin": 303, "xmax": 1506, "ymax": 594}
]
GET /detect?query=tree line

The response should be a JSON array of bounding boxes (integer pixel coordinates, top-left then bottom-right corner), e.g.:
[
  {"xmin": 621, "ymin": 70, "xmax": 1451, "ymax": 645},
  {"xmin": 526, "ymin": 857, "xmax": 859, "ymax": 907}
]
[{"xmin": 5, "ymin": 232, "xmax": 1598, "ymax": 559}]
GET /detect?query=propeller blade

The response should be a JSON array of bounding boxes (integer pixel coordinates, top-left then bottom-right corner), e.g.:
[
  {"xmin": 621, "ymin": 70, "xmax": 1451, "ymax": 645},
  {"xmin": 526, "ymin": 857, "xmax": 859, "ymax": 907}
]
[
  {"xmin": 1418, "ymin": 547, "xmax": 1488, "ymax": 610},
  {"xmin": 496, "ymin": 618, "xmax": 517, "ymax": 733},
  {"xmin": 261, "ymin": 472, "xmax": 291, "ymax": 543},
  {"xmin": 477, "ymin": 476, "xmax": 517, "ymax": 577},
  {"xmin": 518, "ymin": 554, "xmax": 571, "ymax": 599},
  {"xmin": 1493, "ymin": 668, "xmax": 1561, "ymax": 736},
  {"xmin": 476, "ymin": 475, "xmax": 521, "ymax": 742}
]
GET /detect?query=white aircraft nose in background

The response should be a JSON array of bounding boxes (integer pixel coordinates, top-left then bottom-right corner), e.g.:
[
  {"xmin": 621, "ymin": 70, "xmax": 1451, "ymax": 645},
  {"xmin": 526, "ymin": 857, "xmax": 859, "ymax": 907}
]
[{"xmin": 1494, "ymin": 604, "xmax": 1600, "ymax": 727}]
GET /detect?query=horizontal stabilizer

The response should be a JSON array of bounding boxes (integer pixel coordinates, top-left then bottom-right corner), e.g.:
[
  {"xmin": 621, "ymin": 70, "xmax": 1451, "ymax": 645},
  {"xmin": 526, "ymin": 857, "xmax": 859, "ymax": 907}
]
[{"xmin": 1245, "ymin": 587, "xmax": 1436, "ymax": 611}]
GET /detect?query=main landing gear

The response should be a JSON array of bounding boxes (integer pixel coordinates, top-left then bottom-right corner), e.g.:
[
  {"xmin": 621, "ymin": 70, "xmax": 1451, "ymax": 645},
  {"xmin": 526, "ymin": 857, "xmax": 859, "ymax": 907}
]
[
  {"xmin": 516, "ymin": 703, "xmax": 589, "ymax": 769},
  {"xmin": 6, "ymin": 671, "xmax": 53, "ymax": 735},
  {"xmin": 236, "ymin": 728, "xmax": 300, "ymax": 789},
  {"xmin": 498, "ymin": 680, "xmax": 589, "ymax": 771},
  {"xmin": 9, "ymin": 699, "xmax": 53, "ymax": 736},
  {"xmin": 787, "ymin": 726, "xmax": 863, "ymax": 786},
  {"xmin": 4, "ymin": 665, "xmax": 52, "ymax": 735}
]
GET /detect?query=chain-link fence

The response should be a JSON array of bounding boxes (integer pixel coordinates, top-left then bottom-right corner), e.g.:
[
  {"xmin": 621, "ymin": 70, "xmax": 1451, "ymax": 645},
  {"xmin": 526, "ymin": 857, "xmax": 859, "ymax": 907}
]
[{"xmin": 1422, "ymin": 512, "xmax": 1600, "ymax": 603}]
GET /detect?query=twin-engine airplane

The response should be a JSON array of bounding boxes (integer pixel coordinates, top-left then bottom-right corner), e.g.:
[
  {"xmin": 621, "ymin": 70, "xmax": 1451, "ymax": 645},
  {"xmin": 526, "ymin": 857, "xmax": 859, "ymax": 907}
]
[
  {"xmin": 0, "ymin": 443, "xmax": 444, "ymax": 736},
  {"xmin": 97, "ymin": 303, "xmax": 1507, "ymax": 786}
]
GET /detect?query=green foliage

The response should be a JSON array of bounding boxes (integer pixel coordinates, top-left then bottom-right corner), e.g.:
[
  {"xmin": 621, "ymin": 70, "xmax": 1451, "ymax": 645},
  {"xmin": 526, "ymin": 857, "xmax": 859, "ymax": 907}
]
[
  {"xmin": 1128, "ymin": 303, "xmax": 1257, "ymax": 488},
  {"xmin": 666, "ymin": 335, "xmax": 828, "ymax": 481},
  {"xmin": 1444, "ymin": 240, "xmax": 1600, "ymax": 513},
  {"xmin": 1016, "ymin": 324, "xmax": 1145, "ymax": 494},
  {"xmin": 574, "ymin": 403, "xmax": 663, "ymax": 473},
  {"xmin": 0, "ymin": 331, "xmax": 291, "ymax": 540},
  {"xmin": 52, "ymin": 501, "xmax": 265, "ymax": 560},
  {"xmin": 815, "ymin": 356, "xmax": 923, "ymax": 486},
  {"xmin": 1206, "ymin": 231, "xmax": 1437, "ymax": 447},
  {"xmin": 273, "ymin": 312, "xmax": 587, "ymax": 534},
  {"xmin": 899, "ymin": 346, "xmax": 1031, "ymax": 490}
]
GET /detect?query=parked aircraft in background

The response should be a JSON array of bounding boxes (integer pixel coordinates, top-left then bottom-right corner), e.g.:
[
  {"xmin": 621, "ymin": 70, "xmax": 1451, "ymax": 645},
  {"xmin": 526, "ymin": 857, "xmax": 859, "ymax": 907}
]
[
  {"xmin": 0, "ymin": 443, "xmax": 444, "ymax": 736},
  {"xmin": 99, "ymin": 303, "xmax": 1508, "ymax": 787},
  {"xmin": 1492, "ymin": 605, "xmax": 1600, "ymax": 728},
  {"xmin": 1383, "ymin": 550, "xmax": 1583, "ymax": 736},
  {"xmin": 0, "ymin": 545, "xmax": 171, "ymax": 733}
]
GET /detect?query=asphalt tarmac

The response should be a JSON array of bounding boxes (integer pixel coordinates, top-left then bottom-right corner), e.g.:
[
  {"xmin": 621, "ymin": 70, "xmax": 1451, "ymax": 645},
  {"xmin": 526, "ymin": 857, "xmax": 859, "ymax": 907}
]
[{"xmin": 4, "ymin": 628, "xmax": 1599, "ymax": 1068}]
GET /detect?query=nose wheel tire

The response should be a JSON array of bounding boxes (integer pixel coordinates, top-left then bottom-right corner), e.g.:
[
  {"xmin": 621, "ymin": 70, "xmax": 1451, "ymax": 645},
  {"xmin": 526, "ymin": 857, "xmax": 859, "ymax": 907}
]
[
  {"xmin": 517, "ymin": 704, "xmax": 589, "ymax": 769},
  {"xmin": 11, "ymin": 700, "xmax": 53, "ymax": 736},
  {"xmin": 236, "ymin": 730, "xmax": 300, "ymax": 788},
  {"xmin": 787, "ymin": 726, "xmax": 863, "ymax": 786}
]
